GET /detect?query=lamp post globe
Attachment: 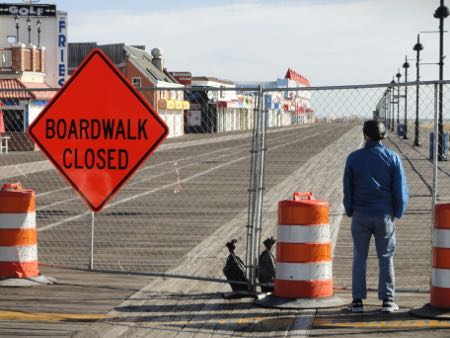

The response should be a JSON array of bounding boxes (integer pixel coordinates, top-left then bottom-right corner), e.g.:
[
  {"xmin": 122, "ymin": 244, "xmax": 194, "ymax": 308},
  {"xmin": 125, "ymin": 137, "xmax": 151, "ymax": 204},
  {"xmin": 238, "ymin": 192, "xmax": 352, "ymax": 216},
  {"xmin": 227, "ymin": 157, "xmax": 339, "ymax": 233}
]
[{"xmin": 434, "ymin": 2, "xmax": 449, "ymax": 19}]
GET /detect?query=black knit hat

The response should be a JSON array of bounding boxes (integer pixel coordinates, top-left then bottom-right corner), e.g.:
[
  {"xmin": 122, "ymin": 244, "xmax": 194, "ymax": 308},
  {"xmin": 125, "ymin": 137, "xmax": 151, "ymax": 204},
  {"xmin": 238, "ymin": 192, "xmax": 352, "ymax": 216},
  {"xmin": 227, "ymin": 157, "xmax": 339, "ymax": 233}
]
[{"xmin": 363, "ymin": 120, "xmax": 386, "ymax": 140}]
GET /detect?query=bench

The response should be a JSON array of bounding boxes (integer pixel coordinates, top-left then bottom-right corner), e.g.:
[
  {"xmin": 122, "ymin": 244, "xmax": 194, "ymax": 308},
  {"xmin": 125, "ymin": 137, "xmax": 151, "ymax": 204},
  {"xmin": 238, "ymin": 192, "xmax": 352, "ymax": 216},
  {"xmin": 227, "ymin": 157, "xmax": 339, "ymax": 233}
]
[{"xmin": 0, "ymin": 136, "xmax": 10, "ymax": 154}]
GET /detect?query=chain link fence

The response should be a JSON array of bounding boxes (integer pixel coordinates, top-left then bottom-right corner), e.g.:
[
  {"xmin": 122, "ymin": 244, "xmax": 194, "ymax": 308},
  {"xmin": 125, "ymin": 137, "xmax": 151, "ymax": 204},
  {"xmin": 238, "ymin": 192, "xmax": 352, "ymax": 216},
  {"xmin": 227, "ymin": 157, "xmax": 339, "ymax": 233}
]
[{"xmin": 0, "ymin": 81, "xmax": 449, "ymax": 292}]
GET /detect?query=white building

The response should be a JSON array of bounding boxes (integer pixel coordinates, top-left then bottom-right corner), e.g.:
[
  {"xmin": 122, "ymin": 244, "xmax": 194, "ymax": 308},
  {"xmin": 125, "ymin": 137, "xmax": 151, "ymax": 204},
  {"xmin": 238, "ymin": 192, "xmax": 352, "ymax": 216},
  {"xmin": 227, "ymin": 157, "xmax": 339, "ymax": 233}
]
[
  {"xmin": 68, "ymin": 43, "xmax": 189, "ymax": 138},
  {"xmin": 0, "ymin": 2, "xmax": 68, "ymax": 87},
  {"xmin": 238, "ymin": 68, "xmax": 315, "ymax": 127},
  {"xmin": 187, "ymin": 76, "xmax": 255, "ymax": 133}
]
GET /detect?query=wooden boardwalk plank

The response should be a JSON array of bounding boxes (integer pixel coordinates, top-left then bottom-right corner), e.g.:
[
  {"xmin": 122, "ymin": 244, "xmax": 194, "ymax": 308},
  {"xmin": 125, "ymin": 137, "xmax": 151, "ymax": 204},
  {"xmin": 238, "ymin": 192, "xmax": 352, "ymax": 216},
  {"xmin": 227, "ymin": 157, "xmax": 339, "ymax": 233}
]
[
  {"xmin": 74, "ymin": 126, "xmax": 362, "ymax": 338},
  {"xmin": 4, "ymin": 125, "xmax": 441, "ymax": 337}
]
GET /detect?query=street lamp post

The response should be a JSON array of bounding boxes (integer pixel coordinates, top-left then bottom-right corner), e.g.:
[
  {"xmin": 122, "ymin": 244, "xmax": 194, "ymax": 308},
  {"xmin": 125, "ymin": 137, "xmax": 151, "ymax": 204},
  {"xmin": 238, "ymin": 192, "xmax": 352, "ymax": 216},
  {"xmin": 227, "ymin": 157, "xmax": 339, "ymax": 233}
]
[
  {"xmin": 15, "ymin": 14, "xmax": 19, "ymax": 43},
  {"xmin": 385, "ymin": 89, "xmax": 390, "ymax": 125},
  {"xmin": 413, "ymin": 34, "xmax": 423, "ymax": 147},
  {"xmin": 26, "ymin": 17, "xmax": 31, "ymax": 44},
  {"xmin": 384, "ymin": 88, "xmax": 389, "ymax": 128},
  {"xmin": 403, "ymin": 56, "xmax": 410, "ymax": 139},
  {"xmin": 396, "ymin": 71, "xmax": 402, "ymax": 130},
  {"xmin": 37, "ymin": 19, "xmax": 41, "ymax": 47},
  {"xmin": 388, "ymin": 88, "xmax": 392, "ymax": 128},
  {"xmin": 387, "ymin": 88, "xmax": 392, "ymax": 129},
  {"xmin": 434, "ymin": 0, "xmax": 449, "ymax": 160},
  {"xmin": 390, "ymin": 79, "xmax": 396, "ymax": 131}
]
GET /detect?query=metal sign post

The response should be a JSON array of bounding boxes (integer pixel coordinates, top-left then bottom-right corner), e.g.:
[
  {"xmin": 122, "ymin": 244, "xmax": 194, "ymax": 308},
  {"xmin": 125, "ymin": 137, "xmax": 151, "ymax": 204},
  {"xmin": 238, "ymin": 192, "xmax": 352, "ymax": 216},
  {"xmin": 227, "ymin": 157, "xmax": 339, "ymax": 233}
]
[{"xmin": 90, "ymin": 211, "xmax": 95, "ymax": 270}]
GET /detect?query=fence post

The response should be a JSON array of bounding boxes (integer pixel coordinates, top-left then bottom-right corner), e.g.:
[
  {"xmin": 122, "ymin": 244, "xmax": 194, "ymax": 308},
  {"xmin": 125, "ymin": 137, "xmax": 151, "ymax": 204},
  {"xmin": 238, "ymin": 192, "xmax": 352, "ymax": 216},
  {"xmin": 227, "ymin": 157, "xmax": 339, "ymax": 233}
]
[
  {"xmin": 245, "ymin": 89, "xmax": 260, "ymax": 291},
  {"xmin": 90, "ymin": 211, "xmax": 95, "ymax": 270},
  {"xmin": 410, "ymin": 82, "xmax": 450, "ymax": 318},
  {"xmin": 252, "ymin": 85, "xmax": 267, "ymax": 291},
  {"xmin": 433, "ymin": 83, "xmax": 439, "ymax": 217},
  {"xmin": 244, "ymin": 85, "xmax": 266, "ymax": 293}
]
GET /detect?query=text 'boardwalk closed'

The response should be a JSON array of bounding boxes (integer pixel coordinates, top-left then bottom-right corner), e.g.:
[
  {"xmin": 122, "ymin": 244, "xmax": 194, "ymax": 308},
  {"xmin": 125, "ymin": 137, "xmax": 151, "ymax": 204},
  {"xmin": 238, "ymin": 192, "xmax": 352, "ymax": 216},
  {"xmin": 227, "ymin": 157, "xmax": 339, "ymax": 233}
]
[{"xmin": 45, "ymin": 118, "xmax": 151, "ymax": 170}]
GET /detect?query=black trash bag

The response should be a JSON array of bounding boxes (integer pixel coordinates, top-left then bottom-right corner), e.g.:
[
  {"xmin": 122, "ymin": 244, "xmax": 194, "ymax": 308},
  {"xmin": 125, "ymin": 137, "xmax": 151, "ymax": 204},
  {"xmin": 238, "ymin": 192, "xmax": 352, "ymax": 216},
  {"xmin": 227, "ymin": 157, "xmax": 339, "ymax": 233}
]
[
  {"xmin": 223, "ymin": 239, "xmax": 248, "ymax": 291},
  {"xmin": 258, "ymin": 237, "xmax": 276, "ymax": 293}
]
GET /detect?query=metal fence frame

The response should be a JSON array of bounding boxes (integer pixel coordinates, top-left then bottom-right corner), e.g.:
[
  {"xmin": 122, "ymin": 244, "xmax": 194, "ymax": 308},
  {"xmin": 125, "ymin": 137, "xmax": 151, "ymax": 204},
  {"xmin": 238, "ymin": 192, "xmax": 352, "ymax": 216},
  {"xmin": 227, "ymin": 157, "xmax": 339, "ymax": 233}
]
[
  {"xmin": 1, "ymin": 80, "xmax": 449, "ymax": 292},
  {"xmin": 243, "ymin": 80, "xmax": 449, "ymax": 292}
]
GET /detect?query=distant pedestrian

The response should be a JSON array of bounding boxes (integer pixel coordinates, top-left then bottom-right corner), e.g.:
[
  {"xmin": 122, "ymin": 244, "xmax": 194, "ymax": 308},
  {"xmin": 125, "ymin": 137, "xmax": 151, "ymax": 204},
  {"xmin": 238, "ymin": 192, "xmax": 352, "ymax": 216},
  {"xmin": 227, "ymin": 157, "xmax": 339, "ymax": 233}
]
[{"xmin": 343, "ymin": 120, "xmax": 409, "ymax": 313}]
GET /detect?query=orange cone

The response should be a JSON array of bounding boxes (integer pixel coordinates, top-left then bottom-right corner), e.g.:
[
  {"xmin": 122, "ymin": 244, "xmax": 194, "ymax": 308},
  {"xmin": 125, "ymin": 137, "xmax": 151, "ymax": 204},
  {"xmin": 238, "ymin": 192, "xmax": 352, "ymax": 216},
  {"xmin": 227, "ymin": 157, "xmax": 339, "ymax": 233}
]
[
  {"xmin": 275, "ymin": 192, "xmax": 333, "ymax": 298},
  {"xmin": 0, "ymin": 183, "xmax": 39, "ymax": 278}
]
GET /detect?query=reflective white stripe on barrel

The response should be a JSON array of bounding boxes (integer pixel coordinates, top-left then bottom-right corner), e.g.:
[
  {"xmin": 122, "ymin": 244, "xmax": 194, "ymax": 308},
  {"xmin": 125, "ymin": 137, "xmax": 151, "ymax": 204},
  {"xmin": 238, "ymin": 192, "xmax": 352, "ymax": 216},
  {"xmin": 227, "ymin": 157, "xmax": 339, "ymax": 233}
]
[
  {"xmin": 277, "ymin": 224, "xmax": 331, "ymax": 243},
  {"xmin": 0, "ymin": 212, "xmax": 36, "ymax": 229},
  {"xmin": 0, "ymin": 246, "xmax": 37, "ymax": 262},
  {"xmin": 433, "ymin": 228, "xmax": 450, "ymax": 249},
  {"xmin": 432, "ymin": 268, "xmax": 450, "ymax": 288},
  {"xmin": 276, "ymin": 262, "xmax": 332, "ymax": 281}
]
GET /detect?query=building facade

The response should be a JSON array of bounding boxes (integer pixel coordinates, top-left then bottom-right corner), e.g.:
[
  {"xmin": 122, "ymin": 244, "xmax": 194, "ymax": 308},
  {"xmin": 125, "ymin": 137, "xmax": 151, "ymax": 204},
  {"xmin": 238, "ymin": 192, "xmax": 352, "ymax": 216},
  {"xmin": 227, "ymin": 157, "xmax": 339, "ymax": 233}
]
[
  {"xmin": 0, "ymin": 2, "xmax": 64, "ymax": 151},
  {"xmin": 181, "ymin": 75, "xmax": 255, "ymax": 134},
  {"xmin": 0, "ymin": 44, "xmax": 53, "ymax": 150},
  {"xmin": 68, "ymin": 43, "xmax": 189, "ymax": 138},
  {"xmin": 238, "ymin": 68, "xmax": 315, "ymax": 128},
  {"xmin": 0, "ymin": 2, "xmax": 68, "ymax": 87}
]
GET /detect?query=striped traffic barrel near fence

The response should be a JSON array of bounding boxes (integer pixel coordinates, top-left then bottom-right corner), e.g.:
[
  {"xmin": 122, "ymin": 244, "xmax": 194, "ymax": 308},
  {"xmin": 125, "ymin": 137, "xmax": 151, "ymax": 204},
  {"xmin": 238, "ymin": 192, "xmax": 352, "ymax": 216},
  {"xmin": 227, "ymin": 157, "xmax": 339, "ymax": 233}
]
[
  {"xmin": 0, "ymin": 183, "xmax": 39, "ymax": 278},
  {"xmin": 431, "ymin": 203, "xmax": 450, "ymax": 309},
  {"xmin": 274, "ymin": 192, "xmax": 333, "ymax": 298}
]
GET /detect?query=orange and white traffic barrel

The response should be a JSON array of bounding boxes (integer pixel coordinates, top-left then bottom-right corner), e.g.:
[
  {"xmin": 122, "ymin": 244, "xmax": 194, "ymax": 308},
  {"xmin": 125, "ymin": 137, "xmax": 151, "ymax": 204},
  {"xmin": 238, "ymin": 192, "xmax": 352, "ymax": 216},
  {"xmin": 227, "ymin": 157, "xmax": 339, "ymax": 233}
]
[
  {"xmin": 274, "ymin": 192, "xmax": 333, "ymax": 298},
  {"xmin": 431, "ymin": 203, "xmax": 450, "ymax": 309},
  {"xmin": 0, "ymin": 183, "xmax": 39, "ymax": 278}
]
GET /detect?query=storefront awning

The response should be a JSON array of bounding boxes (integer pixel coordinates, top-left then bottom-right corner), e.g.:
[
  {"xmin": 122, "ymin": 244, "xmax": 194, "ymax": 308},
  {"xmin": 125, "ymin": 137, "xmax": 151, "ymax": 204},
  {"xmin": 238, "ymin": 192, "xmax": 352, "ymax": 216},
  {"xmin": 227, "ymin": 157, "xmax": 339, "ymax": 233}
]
[
  {"xmin": 158, "ymin": 99, "xmax": 190, "ymax": 110},
  {"xmin": 21, "ymin": 82, "xmax": 55, "ymax": 100},
  {"xmin": 0, "ymin": 79, "xmax": 32, "ymax": 99},
  {"xmin": 0, "ymin": 79, "xmax": 54, "ymax": 100}
]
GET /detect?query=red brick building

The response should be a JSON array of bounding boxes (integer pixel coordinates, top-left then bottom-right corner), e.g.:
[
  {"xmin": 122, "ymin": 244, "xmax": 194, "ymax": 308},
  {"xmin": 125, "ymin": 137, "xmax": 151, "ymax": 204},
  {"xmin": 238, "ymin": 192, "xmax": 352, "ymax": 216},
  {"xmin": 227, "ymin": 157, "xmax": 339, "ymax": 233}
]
[{"xmin": 68, "ymin": 43, "xmax": 189, "ymax": 138}]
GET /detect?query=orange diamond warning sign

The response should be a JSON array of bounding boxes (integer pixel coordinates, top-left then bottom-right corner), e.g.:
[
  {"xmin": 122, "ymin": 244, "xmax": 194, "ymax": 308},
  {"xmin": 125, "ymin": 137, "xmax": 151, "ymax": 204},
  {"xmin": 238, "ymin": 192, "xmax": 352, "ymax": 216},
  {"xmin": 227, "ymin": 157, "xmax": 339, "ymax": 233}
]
[{"xmin": 28, "ymin": 49, "xmax": 169, "ymax": 212}]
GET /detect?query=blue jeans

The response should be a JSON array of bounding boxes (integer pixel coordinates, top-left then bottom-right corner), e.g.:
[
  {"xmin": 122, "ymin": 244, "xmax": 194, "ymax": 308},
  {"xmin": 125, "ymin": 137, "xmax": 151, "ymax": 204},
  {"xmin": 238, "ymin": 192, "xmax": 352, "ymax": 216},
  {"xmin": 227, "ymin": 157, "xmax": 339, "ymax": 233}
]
[{"xmin": 351, "ymin": 211, "xmax": 396, "ymax": 300}]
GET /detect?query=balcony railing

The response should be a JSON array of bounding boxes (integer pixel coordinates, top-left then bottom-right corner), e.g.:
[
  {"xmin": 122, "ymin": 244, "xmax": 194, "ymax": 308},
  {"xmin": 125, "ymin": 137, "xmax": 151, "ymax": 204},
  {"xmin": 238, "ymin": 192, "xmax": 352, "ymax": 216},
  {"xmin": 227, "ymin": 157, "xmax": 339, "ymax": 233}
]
[{"xmin": 0, "ymin": 49, "xmax": 12, "ymax": 72}]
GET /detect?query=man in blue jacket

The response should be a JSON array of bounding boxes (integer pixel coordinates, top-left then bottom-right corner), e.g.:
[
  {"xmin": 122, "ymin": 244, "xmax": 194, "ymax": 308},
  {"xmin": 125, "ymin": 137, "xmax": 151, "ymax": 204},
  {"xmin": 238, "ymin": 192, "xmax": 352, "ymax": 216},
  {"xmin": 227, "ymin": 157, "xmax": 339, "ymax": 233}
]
[{"xmin": 343, "ymin": 120, "xmax": 409, "ymax": 313}]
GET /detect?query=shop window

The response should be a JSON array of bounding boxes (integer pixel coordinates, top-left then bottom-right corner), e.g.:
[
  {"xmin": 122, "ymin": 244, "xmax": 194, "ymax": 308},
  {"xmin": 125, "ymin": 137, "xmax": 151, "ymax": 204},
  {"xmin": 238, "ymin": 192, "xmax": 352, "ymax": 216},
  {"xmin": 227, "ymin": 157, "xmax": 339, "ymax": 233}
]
[
  {"xmin": 3, "ymin": 109, "xmax": 24, "ymax": 132},
  {"xmin": 132, "ymin": 77, "xmax": 141, "ymax": 88}
]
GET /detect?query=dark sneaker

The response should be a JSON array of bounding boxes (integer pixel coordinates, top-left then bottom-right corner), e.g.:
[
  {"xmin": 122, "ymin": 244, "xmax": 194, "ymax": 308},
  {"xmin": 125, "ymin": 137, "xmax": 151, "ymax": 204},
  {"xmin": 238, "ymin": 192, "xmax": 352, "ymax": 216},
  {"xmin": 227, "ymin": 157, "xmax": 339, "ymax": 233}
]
[
  {"xmin": 381, "ymin": 299, "xmax": 399, "ymax": 313},
  {"xmin": 347, "ymin": 299, "xmax": 364, "ymax": 313}
]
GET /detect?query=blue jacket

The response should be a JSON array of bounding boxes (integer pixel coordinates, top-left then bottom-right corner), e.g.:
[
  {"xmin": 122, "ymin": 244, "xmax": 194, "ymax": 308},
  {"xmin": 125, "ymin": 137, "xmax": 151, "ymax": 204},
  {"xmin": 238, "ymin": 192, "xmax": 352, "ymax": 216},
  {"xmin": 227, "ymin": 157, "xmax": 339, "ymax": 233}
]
[{"xmin": 343, "ymin": 140, "xmax": 409, "ymax": 219}]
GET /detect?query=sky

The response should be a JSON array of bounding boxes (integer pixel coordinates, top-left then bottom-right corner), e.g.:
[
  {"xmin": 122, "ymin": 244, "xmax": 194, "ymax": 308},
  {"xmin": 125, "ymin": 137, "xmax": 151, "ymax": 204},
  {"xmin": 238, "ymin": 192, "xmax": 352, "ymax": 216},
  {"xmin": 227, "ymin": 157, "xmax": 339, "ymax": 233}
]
[{"xmin": 39, "ymin": 0, "xmax": 450, "ymax": 85}]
